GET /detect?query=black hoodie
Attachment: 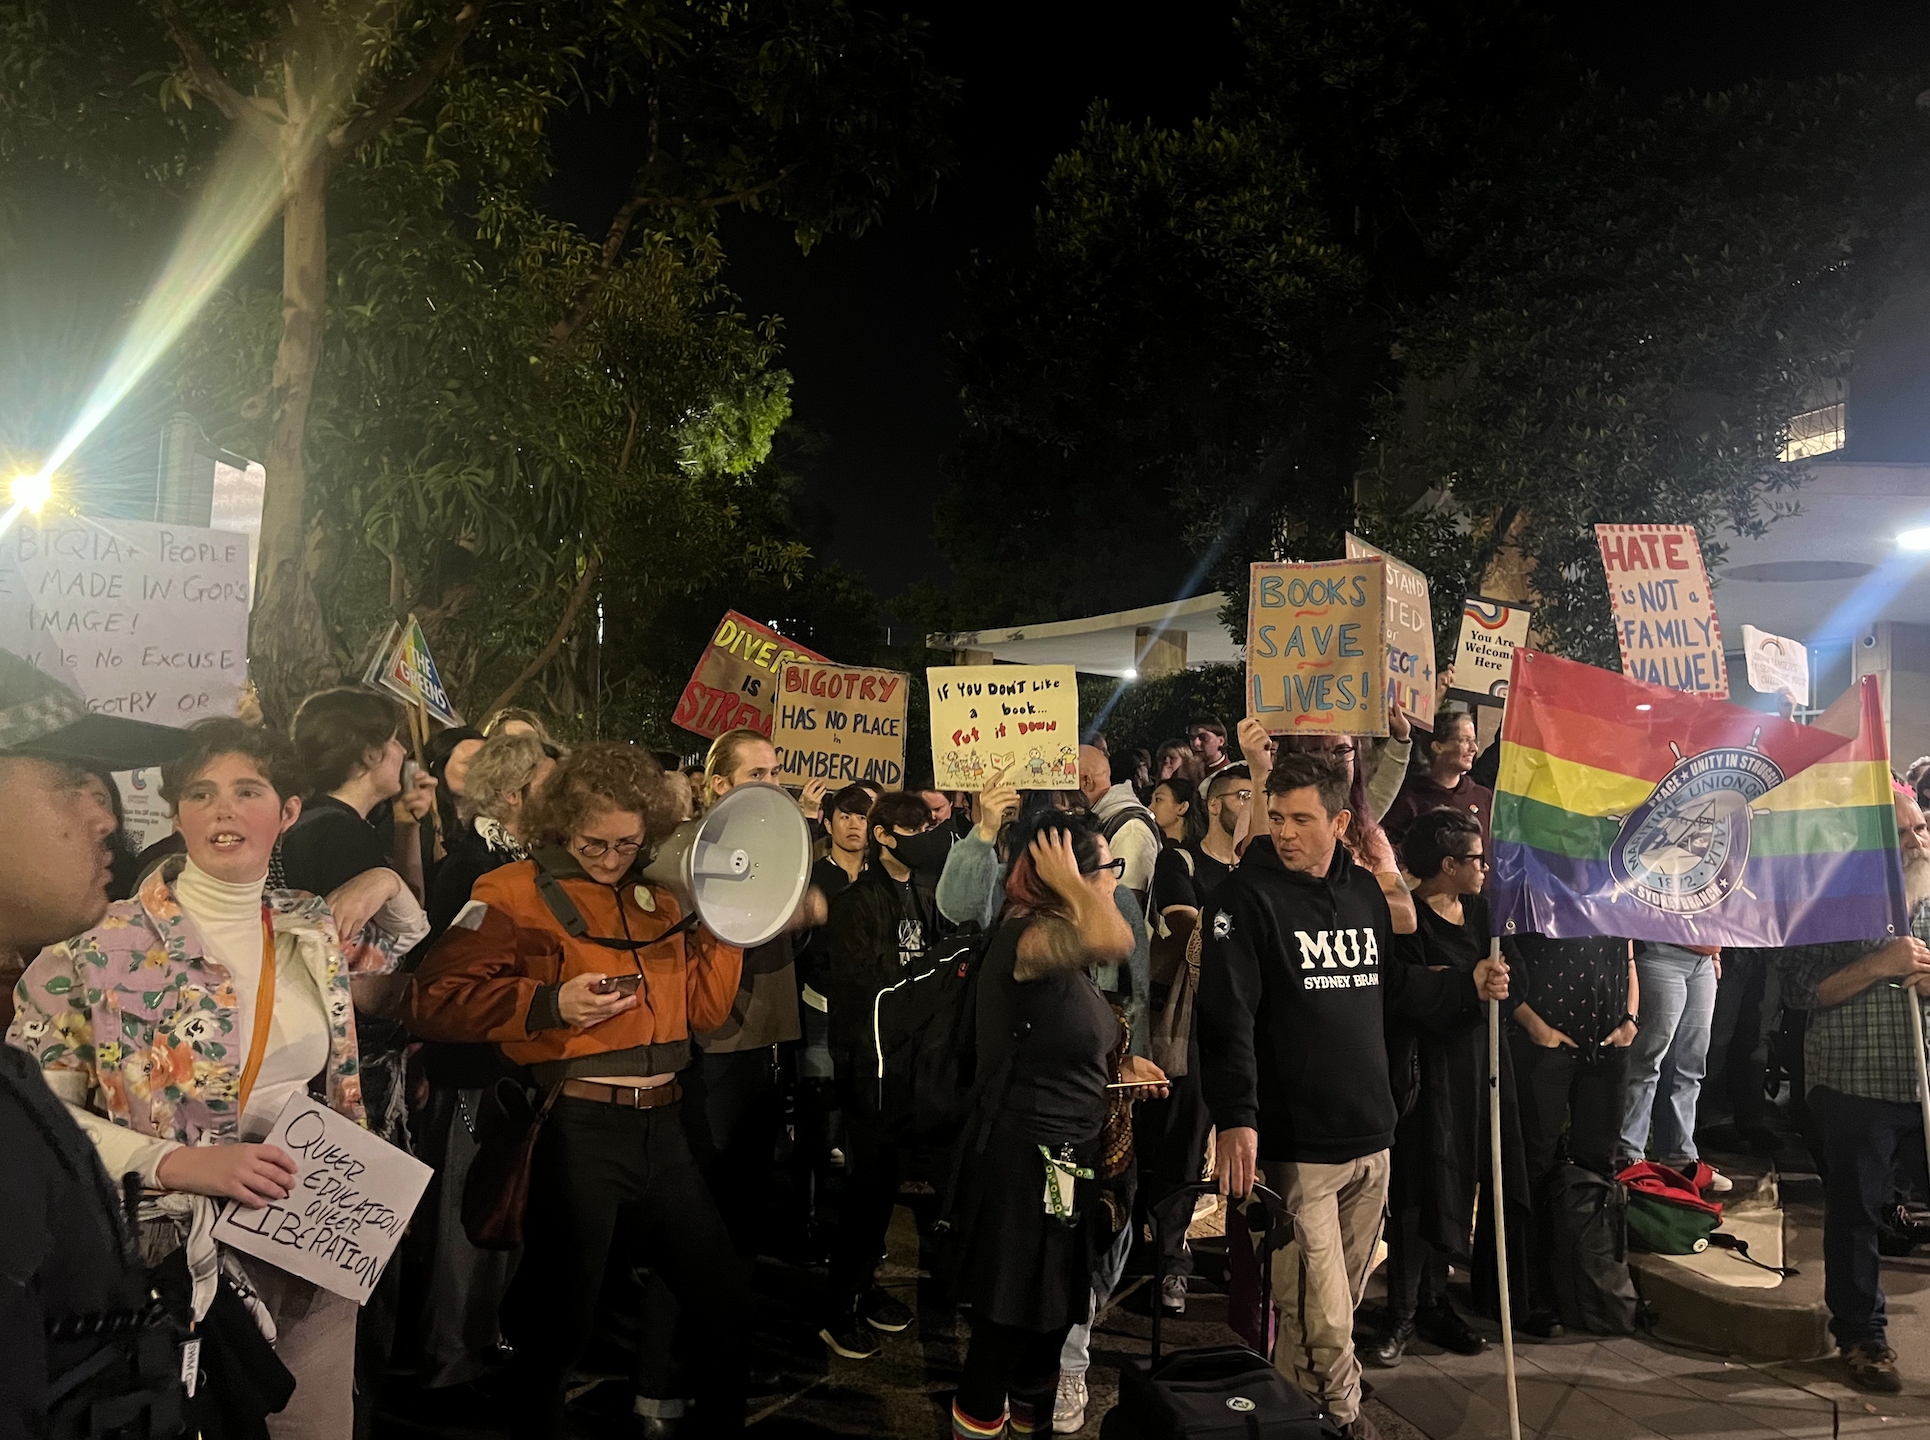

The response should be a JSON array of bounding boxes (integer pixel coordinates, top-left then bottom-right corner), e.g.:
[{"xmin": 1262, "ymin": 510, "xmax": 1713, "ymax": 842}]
[{"xmin": 1198, "ymin": 838, "xmax": 1480, "ymax": 1164}]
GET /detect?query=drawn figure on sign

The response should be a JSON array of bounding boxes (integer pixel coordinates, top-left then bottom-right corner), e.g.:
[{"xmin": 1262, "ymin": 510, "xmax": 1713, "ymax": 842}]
[
  {"xmin": 1026, "ymin": 747, "xmax": 1049, "ymax": 780},
  {"xmin": 991, "ymin": 751, "xmax": 1015, "ymax": 777}
]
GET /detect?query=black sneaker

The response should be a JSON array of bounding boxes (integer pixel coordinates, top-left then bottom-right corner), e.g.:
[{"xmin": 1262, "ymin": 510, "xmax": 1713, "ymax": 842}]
[
  {"xmin": 819, "ymin": 1316, "xmax": 882, "ymax": 1360},
  {"xmin": 1365, "ymin": 1318, "xmax": 1414, "ymax": 1368},
  {"xmin": 1846, "ymin": 1341, "xmax": 1903, "ymax": 1394},
  {"xmin": 1517, "ymin": 1308, "xmax": 1565, "ymax": 1341},
  {"xmin": 862, "ymin": 1287, "xmax": 914, "ymax": 1333},
  {"xmin": 1414, "ymin": 1302, "xmax": 1487, "ymax": 1356}
]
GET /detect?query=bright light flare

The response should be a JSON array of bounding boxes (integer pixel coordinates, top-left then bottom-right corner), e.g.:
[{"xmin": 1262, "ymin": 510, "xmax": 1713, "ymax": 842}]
[
  {"xmin": 10, "ymin": 471, "xmax": 51, "ymax": 513},
  {"xmin": 1897, "ymin": 528, "xmax": 1930, "ymax": 552}
]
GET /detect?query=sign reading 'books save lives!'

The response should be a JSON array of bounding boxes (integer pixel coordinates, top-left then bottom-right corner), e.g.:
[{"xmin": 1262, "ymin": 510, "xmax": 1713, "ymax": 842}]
[{"xmin": 1245, "ymin": 557, "xmax": 1389, "ymax": 736}]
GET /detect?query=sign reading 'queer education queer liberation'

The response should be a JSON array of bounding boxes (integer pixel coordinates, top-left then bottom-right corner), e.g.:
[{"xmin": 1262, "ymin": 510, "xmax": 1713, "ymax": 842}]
[
  {"xmin": 1595, "ymin": 524, "xmax": 1727, "ymax": 698},
  {"xmin": 927, "ymin": 665, "xmax": 1079, "ymax": 791},
  {"xmin": 212, "ymin": 1095, "xmax": 432, "ymax": 1305},
  {"xmin": 775, "ymin": 662, "xmax": 908, "ymax": 789},
  {"xmin": 1246, "ymin": 557, "xmax": 1388, "ymax": 736},
  {"xmin": 1345, "ymin": 534, "xmax": 1435, "ymax": 731},
  {"xmin": 0, "ymin": 515, "xmax": 249, "ymax": 723},
  {"xmin": 1449, "ymin": 597, "xmax": 1533, "ymax": 706},
  {"xmin": 673, "ymin": 610, "xmax": 830, "ymax": 741}
]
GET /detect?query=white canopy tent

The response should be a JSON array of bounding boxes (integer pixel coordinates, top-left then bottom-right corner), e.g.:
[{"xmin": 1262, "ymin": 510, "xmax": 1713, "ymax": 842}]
[{"xmin": 928, "ymin": 592, "xmax": 1241, "ymax": 679}]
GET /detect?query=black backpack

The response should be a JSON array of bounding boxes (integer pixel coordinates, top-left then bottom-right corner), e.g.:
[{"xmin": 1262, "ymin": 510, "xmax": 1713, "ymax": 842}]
[
  {"xmin": 872, "ymin": 928, "xmax": 987, "ymax": 1145},
  {"xmin": 1545, "ymin": 1162, "xmax": 1640, "ymax": 1335}
]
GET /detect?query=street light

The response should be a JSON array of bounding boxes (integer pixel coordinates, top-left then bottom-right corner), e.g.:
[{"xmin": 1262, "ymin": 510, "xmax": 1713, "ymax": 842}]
[{"xmin": 1897, "ymin": 527, "xmax": 1930, "ymax": 551}]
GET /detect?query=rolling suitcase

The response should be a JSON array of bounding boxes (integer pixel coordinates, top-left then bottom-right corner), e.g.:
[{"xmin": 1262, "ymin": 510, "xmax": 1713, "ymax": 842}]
[{"xmin": 1100, "ymin": 1182, "xmax": 1343, "ymax": 1440}]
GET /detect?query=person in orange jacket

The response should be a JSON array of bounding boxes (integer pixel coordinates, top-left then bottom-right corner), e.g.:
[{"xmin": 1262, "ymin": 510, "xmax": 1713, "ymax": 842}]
[{"xmin": 410, "ymin": 743, "xmax": 747, "ymax": 1437}]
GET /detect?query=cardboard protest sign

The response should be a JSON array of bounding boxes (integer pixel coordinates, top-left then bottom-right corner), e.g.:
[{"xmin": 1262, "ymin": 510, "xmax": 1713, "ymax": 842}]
[
  {"xmin": 1345, "ymin": 534, "xmax": 1435, "ymax": 730},
  {"xmin": 927, "ymin": 665, "xmax": 1078, "ymax": 790},
  {"xmin": 673, "ymin": 610, "xmax": 830, "ymax": 741},
  {"xmin": 1246, "ymin": 558, "xmax": 1388, "ymax": 736},
  {"xmin": 212, "ymin": 1094, "xmax": 431, "ymax": 1305},
  {"xmin": 0, "ymin": 514, "xmax": 248, "ymax": 723},
  {"xmin": 1449, "ymin": 597, "xmax": 1533, "ymax": 706},
  {"xmin": 1742, "ymin": 624, "xmax": 1809, "ymax": 707},
  {"xmin": 775, "ymin": 662, "xmax": 908, "ymax": 789},
  {"xmin": 373, "ymin": 614, "xmax": 462, "ymax": 726},
  {"xmin": 1595, "ymin": 524, "xmax": 1726, "ymax": 698}
]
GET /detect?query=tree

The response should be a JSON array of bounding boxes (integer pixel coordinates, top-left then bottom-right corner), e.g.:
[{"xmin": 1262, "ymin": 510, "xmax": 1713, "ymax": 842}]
[
  {"xmin": 0, "ymin": 0, "xmax": 953, "ymax": 719},
  {"xmin": 1355, "ymin": 78, "xmax": 1930, "ymax": 662}
]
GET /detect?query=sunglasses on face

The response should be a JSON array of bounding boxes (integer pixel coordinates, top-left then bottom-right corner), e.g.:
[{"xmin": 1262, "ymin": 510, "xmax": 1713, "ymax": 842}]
[{"xmin": 1083, "ymin": 857, "xmax": 1128, "ymax": 878}]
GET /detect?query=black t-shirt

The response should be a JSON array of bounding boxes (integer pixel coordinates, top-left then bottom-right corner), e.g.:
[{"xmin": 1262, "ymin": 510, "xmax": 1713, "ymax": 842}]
[
  {"xmin": 279, "ymin": 794, "xmax": 387, "ymax": 898},
  {"xmin": 1153, "ymin": 843, "xmax": 1202, "ymax": 913},
  {"xmin": 1184, "ymin": 842, "xmax": 1236, "ymax": 902},
  {"xmin": 891, "ymin": 875, "xmax": 929, "ymax": 967},
  {"xmin": 811, "ymin": 854, "xmax": 861, "ymax": 902},
  {"xmin": 1503, "ymin": 933, "xmax": 1629, "ymax": 1048},
  {"xmin": 1396, "ymin": 893, "xmax": 1490, "ymax": 975}
]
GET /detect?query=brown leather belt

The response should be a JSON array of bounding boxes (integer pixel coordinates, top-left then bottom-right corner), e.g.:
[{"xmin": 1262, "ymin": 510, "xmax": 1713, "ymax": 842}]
[{"xmin": 560, "ymin": 1078, "xmax": 682, "ymax": 1109}]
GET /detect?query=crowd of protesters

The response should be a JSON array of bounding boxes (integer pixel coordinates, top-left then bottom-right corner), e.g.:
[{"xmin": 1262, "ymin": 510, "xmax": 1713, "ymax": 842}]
[{"xmin": 7, "ymin": 646, "xmax": 1930, "ymax": 1440}]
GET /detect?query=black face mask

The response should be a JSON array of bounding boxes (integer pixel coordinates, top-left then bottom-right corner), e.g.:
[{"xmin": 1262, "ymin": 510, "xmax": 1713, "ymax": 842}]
[{"xmin": 890, "ymin": 827, "xmax": 956, "ymax": 876}]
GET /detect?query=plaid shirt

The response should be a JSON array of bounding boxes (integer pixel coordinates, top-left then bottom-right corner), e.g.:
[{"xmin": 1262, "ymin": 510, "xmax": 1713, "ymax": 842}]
[{"xmin": 1781, "ymin": 896, "xmax": 1930, "ymax": 1105}]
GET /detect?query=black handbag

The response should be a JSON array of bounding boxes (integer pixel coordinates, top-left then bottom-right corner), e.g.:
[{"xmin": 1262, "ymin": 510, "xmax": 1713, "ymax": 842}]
[{"xmin": 461, "ymin": 1076, "xmax": 560, "ymax": 1250}]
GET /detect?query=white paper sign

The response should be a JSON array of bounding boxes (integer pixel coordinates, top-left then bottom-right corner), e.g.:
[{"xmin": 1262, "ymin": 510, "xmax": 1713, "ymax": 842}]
[
  {"xmin": 112, "ymin": 767, "xmax": 176, "ymax": 851},
  {"xmin": 0, "ymin": 514, "xmax": 249, "ymax": 724},
  {"xmin": 1741, "ymin": 624, "xmax": 1810, "ymax": 708},
  {"xmin": 211, "ymin": 1095, "xmax": 432, "ymax": 1305}
]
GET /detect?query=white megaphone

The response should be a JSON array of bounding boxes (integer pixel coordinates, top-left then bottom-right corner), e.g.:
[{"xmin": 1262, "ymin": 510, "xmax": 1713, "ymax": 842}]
[{"xmin": 639, "ymin": 781, "xmax": 812, "ymax": 948}]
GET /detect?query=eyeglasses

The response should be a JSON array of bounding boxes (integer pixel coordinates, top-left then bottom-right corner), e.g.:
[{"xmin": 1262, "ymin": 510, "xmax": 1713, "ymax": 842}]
[
  {"xmin": 573, "ymin": 835, "xmax": 646, "ymax": 859},
  {"xmin": 1455, "ymin": 852, "xmax": 1490, "ymax": 868},
  {"xmin": 1083, "ymin": 857, "xmax": 1128, "ymax": 878}
]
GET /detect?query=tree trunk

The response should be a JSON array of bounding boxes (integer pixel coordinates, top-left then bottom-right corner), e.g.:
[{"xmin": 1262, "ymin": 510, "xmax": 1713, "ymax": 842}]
[{"xmin": 249, "ymin": 148, "xmax": 336, "ymax": 725}]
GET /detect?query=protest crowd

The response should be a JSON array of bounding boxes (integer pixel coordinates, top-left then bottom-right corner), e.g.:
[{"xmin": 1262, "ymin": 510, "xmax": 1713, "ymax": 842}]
[{"xmin": 7, "ymin": 533, "xmax": 1930, "ymax": 1440}]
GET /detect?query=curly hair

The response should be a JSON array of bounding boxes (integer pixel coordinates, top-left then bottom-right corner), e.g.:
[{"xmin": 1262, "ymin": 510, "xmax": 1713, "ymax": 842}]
[
  {"xmin": 459, "ymin": 731, "xmax": 550, "ymax": 825},
  {"xmin": 161, "ymin": 717, "xmax": 302, "ymax": 808},
  {"xmin": 522, "ymin": 742, "xmax": 680, "ymax": 850}
]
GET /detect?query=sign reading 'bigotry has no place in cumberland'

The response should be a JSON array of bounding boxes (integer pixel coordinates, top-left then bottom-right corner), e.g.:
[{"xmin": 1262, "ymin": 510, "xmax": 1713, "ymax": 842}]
[{"xmin": 774, "ymin": 662, "xmax": 908, "ymax": 789}]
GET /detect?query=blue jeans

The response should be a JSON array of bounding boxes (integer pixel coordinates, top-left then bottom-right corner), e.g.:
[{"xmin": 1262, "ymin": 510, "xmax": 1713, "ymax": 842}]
[
  {"xmin": 1618, "ymin": 944, "xmax": 1716, "ymax": 1167},
  {"xmin": 1811, "ymin": 1086, "xmax": 1929, "ymax": 1349}
]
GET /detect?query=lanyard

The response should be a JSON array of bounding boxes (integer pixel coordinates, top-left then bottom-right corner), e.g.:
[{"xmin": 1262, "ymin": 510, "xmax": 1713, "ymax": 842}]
[{"xmin": 236, "ymin": 906, "xmax": 277, "ymax": 1115}]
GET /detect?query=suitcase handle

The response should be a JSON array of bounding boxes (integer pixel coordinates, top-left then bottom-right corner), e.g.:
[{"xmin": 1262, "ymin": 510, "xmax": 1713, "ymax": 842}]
[{"xmin": 1148, "ymin": 1180, "xmax": 1289, "ymax": 1366}]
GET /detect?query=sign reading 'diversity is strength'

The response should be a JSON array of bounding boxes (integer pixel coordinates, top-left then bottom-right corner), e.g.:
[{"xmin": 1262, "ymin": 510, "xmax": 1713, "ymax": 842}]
[
  {"xmin": 1345, "ymin": 534, "xmax": 1435, "ymax": 730},
  {"xmin": 673, "ymin": 610, "xmax": 830, "ymax": 741},
  {"xmin": 774, "ymin": 662, "xmax": 908, "ymax": 789},
  {"xmin": 0, "ymin": 514, "xmax": 249, "ymax": 723},
  {"xmin": 1246, "ymin": 557, "xmax": 1388, "ymax": 736},
  {"xmin": 1596, "ymin": 524, "xmax": 1727, "ymax": 698},
  {"xmin": 1449, "ymin": 597, "xmax": 1533, "ymax": 706},
  {"xmin": 927, "ymin": 664, "xmax": 1078, "ymax": 790},
  {"xmin": 212, "ymin": 1094, "xmax": 432, "ymax": 1305}
]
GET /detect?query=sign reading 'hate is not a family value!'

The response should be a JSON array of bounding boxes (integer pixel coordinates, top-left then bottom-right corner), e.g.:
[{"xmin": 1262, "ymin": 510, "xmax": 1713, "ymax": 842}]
[
  {"xmin": 1246, "ymin": 557, "xmax": 1388, "ymax": 736},
  {"xmin": 211, "ymin": 1095, "xmax": 432, "ymax": 1305},
  {"xmin": 673, "ymin": 610, "xmax": 830, "ymax": 741},
  {"xmin": 927, "ymin": 664, "xmax": 1079, "ymax": 790},
  {"xmin": 775, "ymin": 662, "xmax": 908, "ymax": 790},
  {"xmin": 1596, "ymin": 524, "xmax": 1727, "ymax": 698},
  {"xmin": 0, "ymin": 514, "xmax": 249, "ymax": 724}
]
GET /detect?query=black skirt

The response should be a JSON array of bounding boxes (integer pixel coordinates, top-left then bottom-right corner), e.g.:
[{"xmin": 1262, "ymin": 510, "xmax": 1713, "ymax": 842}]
[{"xmin": 949, "ymin": 1115, "xmax": 1104, "ymax": 1332}]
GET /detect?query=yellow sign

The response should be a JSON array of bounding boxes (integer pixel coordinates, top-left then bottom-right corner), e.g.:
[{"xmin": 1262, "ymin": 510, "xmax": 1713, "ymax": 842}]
[
  {"xmin": 927, "ymin": 664, "xmax": 1079, "ymax": 791},
  {"xmin": 1246, "ymin": 557, "xmax": 1388, "ymax": 736},
  {"xmin": 775, "ymin": 662, "xmax": 908, "ymax": 790}
]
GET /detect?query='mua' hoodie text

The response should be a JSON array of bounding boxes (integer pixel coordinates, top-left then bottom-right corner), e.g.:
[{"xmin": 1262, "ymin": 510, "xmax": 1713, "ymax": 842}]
[{"xmin": 1198, "ymin": 838, "xmax": 1479, "ymax": 1164}]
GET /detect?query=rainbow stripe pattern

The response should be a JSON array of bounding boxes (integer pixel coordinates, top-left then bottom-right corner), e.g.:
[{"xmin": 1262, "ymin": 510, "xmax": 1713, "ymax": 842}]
[{"xmin": 1491, "ymin": 650, "xmax": 1906, "ymax": 946}]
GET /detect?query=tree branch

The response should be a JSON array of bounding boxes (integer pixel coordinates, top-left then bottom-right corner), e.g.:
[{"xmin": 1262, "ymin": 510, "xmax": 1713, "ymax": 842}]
[
  {"xmin": 153, "ymin": 0, "xmax": 282, "ymax": 134},
  {"xmin": 547, "ymin": 173, "xmax": 792, "ymax": 351},
  {"xmin": 329, "ymin": 1, "xmax": 484, "ymax": 154}
]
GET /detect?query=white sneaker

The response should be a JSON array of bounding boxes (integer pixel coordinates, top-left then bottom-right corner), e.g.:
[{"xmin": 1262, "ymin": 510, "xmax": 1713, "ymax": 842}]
[
  {"xmin": 1052, "ymin": 1370, "xmax": 1088, "ymax": 1434},
  {"xmin": 1160, "ymin": 1274, "xmax": 1187, "ymax": 1315},
  {"xmin": 1704, "ymin": 1168, "xmax": 1734, "ymax": 1194}
]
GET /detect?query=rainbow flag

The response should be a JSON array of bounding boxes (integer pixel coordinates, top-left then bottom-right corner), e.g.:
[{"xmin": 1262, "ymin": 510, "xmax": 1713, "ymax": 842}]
[{"xmin": 1491, "ymin": 650, "xmax": 1906, "ymax": 946}]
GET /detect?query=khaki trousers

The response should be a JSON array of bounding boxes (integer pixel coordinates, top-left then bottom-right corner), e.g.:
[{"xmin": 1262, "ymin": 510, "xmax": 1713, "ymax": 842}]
[
  {"xmin": 1261, "ymin": 1151, "xmax": 1391, "ymax": 1426},
  {"xmin": 239, "ymin": 1253, "xmax": 359, "ymax": 1440}
]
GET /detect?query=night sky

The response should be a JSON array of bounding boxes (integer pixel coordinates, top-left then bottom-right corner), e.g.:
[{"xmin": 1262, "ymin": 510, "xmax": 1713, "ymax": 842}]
[{"xmin": 703, "ymin": 0, "xmax": 1930, "ymax": 606}]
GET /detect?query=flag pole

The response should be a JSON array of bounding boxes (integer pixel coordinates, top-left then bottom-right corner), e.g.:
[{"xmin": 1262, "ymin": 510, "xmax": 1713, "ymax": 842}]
[
  {"xmin": 1907, "ymin": 979, "xmax": 1930, "ymax": 1158},
  {"xmin": 1488, "ymin": 938, "xmax": 1522, "ymax": 1440}
]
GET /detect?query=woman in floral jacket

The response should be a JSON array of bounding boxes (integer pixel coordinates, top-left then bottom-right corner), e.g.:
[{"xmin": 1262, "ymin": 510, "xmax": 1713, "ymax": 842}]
[{"xmin": 7, "ymin": 718, "xmax": 424, "ymax": 1440}]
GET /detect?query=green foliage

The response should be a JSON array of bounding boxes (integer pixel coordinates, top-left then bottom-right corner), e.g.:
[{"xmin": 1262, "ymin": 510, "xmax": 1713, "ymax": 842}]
[{"xmin": 1079, "ymin": 665, "xmax": 1247, "ymax": 763}]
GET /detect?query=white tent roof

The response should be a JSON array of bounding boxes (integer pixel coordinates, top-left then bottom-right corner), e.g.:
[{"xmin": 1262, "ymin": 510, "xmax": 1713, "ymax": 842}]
[{"xmin": 927, "ymin": 592, "xmax": 1241, "ymax": 679}]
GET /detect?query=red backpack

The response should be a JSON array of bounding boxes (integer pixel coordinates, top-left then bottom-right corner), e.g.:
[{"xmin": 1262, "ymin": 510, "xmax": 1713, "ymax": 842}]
[{"xmin": 1617, "ymin": 1161, "xmax": 1722, "ymax": 1254}]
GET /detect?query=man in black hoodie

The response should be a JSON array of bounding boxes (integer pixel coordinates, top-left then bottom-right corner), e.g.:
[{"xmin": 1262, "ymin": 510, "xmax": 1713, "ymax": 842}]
[{"xmin": 1199, "ymin": 750, "xmax": 1507, "ymax": 1439}]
